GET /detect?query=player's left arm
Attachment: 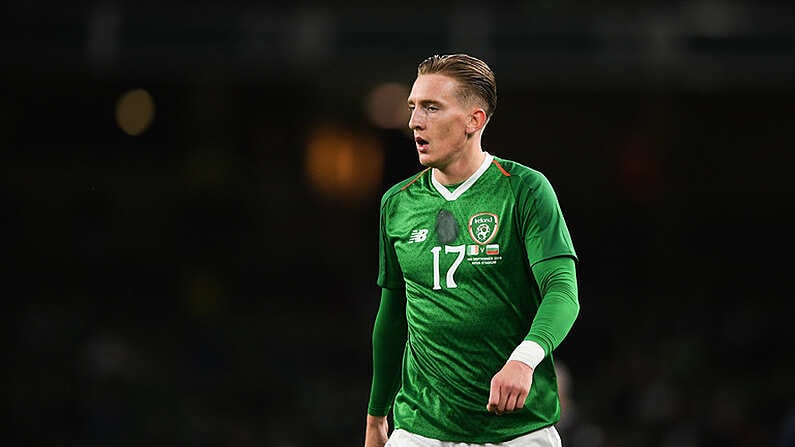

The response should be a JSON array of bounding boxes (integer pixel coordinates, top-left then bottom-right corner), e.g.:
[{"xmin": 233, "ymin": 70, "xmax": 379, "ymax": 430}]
[
  {"xmin": 522, "ymin": 255, "xmax": 579, "ymax": 360},
  {"xmin": 487, "ymin": 256, "xmax": 579, "ymax": 414},
  {"xmin": 488, "ymin": 172, "xmax": 578, "ymax": 414}
]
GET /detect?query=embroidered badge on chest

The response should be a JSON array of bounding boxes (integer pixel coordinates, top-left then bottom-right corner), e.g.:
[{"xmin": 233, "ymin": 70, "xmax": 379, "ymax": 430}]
[{"xmin": 468, "ymin": 212, "xmax": 499, "ymax": 245}]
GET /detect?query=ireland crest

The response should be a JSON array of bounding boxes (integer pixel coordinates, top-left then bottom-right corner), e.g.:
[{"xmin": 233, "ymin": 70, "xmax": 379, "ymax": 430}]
[{"xmin": 468, "ymin": 212, "xmax": 499, "ymax": 245}]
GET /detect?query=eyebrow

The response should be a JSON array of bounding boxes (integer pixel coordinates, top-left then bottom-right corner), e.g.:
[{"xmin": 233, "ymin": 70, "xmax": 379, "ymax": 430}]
[{"xmin": 407, "ymin": 99, "xmax": 442, "ymax": 106}]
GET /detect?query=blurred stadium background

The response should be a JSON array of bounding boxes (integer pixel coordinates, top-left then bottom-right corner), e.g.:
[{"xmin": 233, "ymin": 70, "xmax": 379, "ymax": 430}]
[{"xmin": 3, "ymin": 1, "xmax": 795, "ymax": 446}]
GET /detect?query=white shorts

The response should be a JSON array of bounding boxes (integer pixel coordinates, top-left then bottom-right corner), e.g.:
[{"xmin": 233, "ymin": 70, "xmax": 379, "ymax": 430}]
[{"xmin": 385, "ymin": 426, "xmax": 562, "ymax": 447}]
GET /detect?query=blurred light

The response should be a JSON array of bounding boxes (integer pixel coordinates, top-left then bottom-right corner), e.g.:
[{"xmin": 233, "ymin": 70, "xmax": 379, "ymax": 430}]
[
  {"xmin": 305, "ymin": 126, "xmax": 384, "ymax": 202},
  {"xmin": 365, "ymin": 82, "xmax": 410, "ymax": 129},
  {"xmin": 115, "ymin": 88, "xmax": 155, "ymax": 136}
]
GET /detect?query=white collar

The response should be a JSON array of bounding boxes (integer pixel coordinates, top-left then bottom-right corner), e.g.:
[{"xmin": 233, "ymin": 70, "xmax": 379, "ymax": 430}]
[{"xmin": 431, "ymin": 152, "xmax": 494, "ymax": 201}]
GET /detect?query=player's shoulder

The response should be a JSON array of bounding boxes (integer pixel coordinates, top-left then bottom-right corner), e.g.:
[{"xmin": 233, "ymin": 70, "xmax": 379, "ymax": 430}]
[
  {"xmin": 492, "ymin": 155, "xmax": 550, "ymax": 187},
  {"xmin": 380, "ymin": 168, "xmax": 431, "ymax": 207}
]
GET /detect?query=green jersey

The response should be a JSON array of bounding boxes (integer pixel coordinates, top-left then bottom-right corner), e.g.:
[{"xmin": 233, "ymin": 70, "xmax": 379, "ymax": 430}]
[{"xmin": 377, "ymin": 153, "xmax": 577, "ymax": 443}]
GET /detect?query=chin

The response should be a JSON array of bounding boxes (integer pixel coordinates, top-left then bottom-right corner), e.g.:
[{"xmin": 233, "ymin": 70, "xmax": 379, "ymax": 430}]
[{"xmin": 417, "ymin": 153, "xmax": 436, "ymax": 167}]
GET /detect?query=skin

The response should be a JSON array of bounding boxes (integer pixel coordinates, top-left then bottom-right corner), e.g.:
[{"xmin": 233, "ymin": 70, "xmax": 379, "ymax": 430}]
[
  {"xmin": 364, "ymin": 73, "xmax": 534, "ymax": 447},
  {"xmin": 407, "ymin": 73, "xmax": 487, "ymax": 185}
]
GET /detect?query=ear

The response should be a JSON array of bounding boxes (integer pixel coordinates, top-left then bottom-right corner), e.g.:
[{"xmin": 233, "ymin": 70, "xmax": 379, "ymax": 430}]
[{"xmin": 466, "ymin": 108, "xmax": 488, "ymax": 135}]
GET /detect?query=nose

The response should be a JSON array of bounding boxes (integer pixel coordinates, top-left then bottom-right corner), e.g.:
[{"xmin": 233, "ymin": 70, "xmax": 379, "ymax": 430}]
[{"xmin": 409, "ymin": 108, "xmax": 425, "ymax": 130}]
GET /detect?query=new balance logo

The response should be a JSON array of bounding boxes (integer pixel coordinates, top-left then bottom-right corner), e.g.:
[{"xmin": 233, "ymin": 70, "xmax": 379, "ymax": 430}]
[{"xmin": 408, "ymin": 229, "xmax": 429, "ymax": 243}]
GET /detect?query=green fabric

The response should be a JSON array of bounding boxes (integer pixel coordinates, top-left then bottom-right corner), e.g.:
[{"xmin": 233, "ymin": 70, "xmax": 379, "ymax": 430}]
[
  {"xmin": 367, "ymin": 287, "xmax": 408, "ymax": 416},
  {"xmin": 373, "ymin": 154, "xmax": 578, "ymax": 443},
  {"xmin": 527, "ymin": 256, "xmax": 579, "ymax": 356}
]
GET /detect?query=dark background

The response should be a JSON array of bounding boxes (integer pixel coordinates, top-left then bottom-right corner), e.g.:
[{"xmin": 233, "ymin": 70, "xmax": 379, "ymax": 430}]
[{"xmin": 3, "ymin": 1, "xmax": 795, "ymax": 446}]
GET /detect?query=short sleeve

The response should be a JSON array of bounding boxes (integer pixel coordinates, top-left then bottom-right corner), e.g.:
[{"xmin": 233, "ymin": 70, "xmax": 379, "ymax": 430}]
[
  {"xmin": 517, "ymin": 174, "xmax": 577, "ymax": 266},
  {"xmin": 377, "ymin": 194, "xmax": 405, "ymax": 289}
]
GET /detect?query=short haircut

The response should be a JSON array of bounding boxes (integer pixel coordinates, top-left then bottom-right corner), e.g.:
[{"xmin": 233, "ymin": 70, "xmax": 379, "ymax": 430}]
[{"xmin": 417, "ymin": 54, "xmax": 497, "ymax": 118}]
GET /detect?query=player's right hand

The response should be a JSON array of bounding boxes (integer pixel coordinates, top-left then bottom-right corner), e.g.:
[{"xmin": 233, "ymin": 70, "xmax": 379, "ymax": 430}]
[{"xmin": 364, "ymin": 414, "xmax": 389, "ymax": 447}]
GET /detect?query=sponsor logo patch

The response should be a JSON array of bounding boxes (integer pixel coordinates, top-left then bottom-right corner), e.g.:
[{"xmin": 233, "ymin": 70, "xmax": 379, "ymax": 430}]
[{"xmin": 408, "ymin": 229, "xmax": 428, "ymax": 243}]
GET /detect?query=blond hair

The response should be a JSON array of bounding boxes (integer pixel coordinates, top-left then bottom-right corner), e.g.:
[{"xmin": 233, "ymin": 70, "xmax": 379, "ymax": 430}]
[{"xmin": 417, "ymin": 54, "xmax": 497, "ymax": 118}]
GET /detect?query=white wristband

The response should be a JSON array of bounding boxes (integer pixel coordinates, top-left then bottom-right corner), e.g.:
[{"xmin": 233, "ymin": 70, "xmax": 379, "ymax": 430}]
[{"xmin": 508, "ymin": 340, "xmax": 546, "ymax": 370}]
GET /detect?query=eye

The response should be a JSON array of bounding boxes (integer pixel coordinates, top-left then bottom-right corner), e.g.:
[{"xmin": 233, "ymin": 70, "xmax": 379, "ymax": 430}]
[{"xmin": 426, "ymin": 105, "xmax": 439, "ymax": 112}]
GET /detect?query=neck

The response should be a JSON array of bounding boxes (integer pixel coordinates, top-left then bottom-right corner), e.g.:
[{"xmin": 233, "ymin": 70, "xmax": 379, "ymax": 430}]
[{"xmin": 433, "ymin": 145, "xmax": 486, "ymax": 185}]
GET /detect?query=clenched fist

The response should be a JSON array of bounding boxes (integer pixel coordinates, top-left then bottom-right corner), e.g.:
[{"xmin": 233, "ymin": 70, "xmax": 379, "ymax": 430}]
[{"xmin": 486, "ymin": 360, "xmax": 534, "ymax": 415}]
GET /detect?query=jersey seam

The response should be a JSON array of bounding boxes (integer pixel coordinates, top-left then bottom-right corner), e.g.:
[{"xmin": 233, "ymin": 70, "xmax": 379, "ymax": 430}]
[
  {"xmin": 529, "ymin": 252, "xmax": 578, "ymax": 266},
  {"xmin": 401, "ymin": 168, "xmax": 431, "ymax": 191},
  {"xmin": 492, "ymin": 158, "xmax": 511, "ymax": 176}
]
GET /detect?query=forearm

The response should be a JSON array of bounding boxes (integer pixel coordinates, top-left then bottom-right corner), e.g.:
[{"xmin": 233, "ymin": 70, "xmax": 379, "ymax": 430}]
[
  {"xmin": 367, "ymin": 287, "xmax": 408, "ymax": 416},
  {"xmin": 511, "ymin": 256, "xmax": 579, "ymax": 367},
  {"xmin": 364, "ymin": 413, "xmax": 389, "ymax": 447}
]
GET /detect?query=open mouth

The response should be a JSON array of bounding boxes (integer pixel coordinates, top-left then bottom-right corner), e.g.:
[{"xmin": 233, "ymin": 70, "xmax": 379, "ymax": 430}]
[{"xmin": 415, "ymin": 136, "xmax": 429, "ymax": 150}]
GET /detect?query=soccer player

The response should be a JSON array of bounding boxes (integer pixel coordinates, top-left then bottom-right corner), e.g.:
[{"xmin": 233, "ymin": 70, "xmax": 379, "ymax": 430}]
[{"xmin": 364, "ymin": 54, "xmax": 579, "ymax": 447}]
